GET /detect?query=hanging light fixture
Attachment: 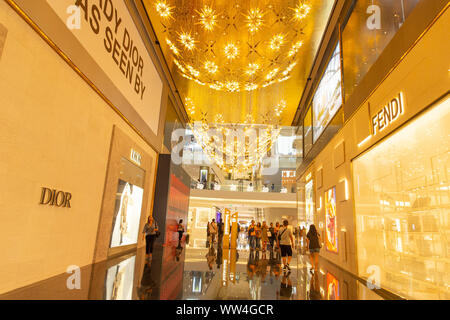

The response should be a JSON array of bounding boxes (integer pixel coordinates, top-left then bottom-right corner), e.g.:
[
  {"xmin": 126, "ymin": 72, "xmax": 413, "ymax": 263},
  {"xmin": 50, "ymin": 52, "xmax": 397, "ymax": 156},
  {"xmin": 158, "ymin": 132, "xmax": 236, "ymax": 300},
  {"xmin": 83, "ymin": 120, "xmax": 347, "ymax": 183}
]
[{"xmin": 185, "ymin": 97, "xmax": 287, "ymax": 176}]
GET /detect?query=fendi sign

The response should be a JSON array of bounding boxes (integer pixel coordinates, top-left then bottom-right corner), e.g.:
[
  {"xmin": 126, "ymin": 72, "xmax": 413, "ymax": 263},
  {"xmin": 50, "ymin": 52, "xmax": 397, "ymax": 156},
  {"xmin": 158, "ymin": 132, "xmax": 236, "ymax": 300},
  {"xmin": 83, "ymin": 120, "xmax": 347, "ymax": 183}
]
[
  {"xmin": 40, "ymin": 187, "xmax": 72, "ymax": 208},
  {"xmin": 372, "ymin": 92, "xmax": 405, "ymax": 135}
]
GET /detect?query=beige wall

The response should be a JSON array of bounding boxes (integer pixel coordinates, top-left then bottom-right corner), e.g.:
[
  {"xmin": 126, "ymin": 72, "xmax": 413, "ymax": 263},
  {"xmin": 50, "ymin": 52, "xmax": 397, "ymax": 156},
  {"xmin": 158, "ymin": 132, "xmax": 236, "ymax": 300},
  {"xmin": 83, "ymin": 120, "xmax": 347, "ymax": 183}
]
[
  {"xmin": 263, "ymin": 207, "xmax": 298, "ymax": 226},
  {"xmin": 0, "ymin": 1, "xmax": 159, "ymax": 294},
  {"xmin": 298, "ymin": 6, "xmax": 450, "ymax": 276}
]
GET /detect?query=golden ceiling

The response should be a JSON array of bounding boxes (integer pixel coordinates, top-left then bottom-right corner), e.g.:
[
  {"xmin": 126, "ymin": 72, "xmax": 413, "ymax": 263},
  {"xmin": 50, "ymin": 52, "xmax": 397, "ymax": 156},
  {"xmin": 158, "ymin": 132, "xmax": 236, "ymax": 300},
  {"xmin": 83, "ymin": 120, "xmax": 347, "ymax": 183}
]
[{"xmin": 143, "ymin": 0, "xmax": 335, "ymax": 125}]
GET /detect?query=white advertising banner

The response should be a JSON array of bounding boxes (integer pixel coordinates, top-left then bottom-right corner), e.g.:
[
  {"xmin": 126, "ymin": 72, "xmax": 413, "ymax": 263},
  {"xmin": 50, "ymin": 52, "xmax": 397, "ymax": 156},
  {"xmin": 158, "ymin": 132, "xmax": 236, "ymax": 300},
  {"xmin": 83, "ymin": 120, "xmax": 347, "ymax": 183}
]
[
  {"xmin": 312, "ymin": 42, "xmax": 343, "ymax": 143},
  {"xmin": 46, "ymin": 0, "xmax": 163, "ymax": 135}
]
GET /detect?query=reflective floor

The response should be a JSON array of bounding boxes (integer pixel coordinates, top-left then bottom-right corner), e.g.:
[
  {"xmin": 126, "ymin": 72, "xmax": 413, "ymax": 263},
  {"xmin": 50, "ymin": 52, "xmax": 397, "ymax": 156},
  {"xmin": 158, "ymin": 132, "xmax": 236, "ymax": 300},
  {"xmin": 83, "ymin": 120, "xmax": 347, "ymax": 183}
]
[{"xmin": 0, "ymin": 236, "xmax": 388, "ymax": 300}]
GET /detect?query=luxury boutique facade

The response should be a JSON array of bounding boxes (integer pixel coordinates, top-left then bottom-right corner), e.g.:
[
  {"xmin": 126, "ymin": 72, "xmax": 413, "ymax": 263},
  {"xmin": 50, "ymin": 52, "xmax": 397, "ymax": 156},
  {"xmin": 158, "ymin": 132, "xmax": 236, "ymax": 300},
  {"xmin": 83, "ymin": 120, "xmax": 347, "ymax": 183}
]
[{"xmin": 0, "ymin": 0, "xmax": 448, "ymax": 300}]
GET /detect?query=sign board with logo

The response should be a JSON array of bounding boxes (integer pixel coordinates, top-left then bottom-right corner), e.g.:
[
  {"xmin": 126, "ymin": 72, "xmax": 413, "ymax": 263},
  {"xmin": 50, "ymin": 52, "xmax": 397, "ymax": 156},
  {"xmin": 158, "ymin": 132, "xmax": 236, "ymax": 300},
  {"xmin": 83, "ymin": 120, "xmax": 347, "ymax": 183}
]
[
  {"xmin": 130, "ymin": 149, "xmax": 142, "ymax": 166},
  {"xmin": 371, "ymin": 92, "xmax": 405, "ymax": 135},
  {"xmin": 46, "ymin": 0, "xmax": 163, "ymax": 135},
  {"xmin": 40, "ymin": 187, "xmax": 72, "ymax": 208}
]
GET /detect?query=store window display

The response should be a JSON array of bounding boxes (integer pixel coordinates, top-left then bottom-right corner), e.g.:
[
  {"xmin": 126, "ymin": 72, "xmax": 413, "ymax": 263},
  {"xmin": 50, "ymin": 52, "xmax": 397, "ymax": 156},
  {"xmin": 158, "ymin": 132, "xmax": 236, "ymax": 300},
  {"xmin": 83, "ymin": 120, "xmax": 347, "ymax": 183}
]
[
  {"xmin": 109, "ymin": 157, "xmax": 145, "ymax": 249},
  {"xmin": 353, "ymin": 97, "xmax": 450, "ymax": 299}
]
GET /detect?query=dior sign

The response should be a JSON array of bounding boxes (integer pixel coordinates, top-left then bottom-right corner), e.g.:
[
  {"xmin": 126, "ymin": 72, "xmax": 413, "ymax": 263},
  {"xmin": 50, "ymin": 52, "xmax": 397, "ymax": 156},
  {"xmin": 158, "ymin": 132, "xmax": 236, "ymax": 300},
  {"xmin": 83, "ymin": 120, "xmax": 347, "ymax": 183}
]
[{"xmin": 40, "ymin": 187, "xmax": 72, "ymax": 208}]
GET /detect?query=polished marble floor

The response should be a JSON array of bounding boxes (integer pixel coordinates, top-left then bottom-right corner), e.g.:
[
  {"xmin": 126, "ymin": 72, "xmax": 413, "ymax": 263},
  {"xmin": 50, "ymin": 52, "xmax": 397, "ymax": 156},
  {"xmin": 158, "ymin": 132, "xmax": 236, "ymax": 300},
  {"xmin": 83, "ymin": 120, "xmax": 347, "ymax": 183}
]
[{"xmin": 0, "ymin": 236, "xmax": 388, "ymax": 300}]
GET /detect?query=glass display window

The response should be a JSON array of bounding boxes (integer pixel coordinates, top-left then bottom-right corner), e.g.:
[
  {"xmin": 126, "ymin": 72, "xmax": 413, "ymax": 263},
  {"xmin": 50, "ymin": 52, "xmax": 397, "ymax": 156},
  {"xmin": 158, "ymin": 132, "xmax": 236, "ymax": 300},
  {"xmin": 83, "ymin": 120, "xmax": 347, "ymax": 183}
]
[
  {"xmin": 353, "ymin": 96, "xmax": 450, "ymax": 299},
  {"xmin": 342, "ymin": 0, "xmax": 420, "ymax": 101},
  {"xmin": 109, "ymin": 158, "xmax": 145, "ymax": 249},
  {"xmin": 325, "ymin": 187, "xmax": 338, "ymax": 253},
  {"xmin": 305, "ymin": 179, "xmax": 315, "ymax": 227},
  {"xmin": 304, "ymin": 107, "xmax": 313, "ymax": 155},
  {"xmin": 312, "ymin": 43, "xmax": 343, "ymax": 143}
]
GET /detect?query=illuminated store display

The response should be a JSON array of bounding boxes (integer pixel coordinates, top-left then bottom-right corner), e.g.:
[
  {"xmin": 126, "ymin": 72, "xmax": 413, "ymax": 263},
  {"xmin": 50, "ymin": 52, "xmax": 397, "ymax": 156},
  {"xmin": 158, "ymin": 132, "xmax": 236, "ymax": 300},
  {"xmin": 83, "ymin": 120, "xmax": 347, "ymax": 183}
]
[
  {"xmin": 312, "ymin": 43, "xmax": 343, "ymax": 143},
  {"xmin": 326, "ymin": 273, "xmax": 340, "ymax": 300},
  {"xmin": 325, "ymin": 187, "xmax": 338, "ymax": 253},
  {"xmin": 353, "ymin": 97, "xmax": 450, "ymax": 299},
  {"xmin": 303, "ymin": 107, "xmax": 313, "ymax": 155},
  {"xmin": 305, "ymin": 180, "xmax": 314, "ymax": 226},
  {"xmin": 105, "ymin": 256, "xmax": 136, "ymax": 300},
  {"xmin": 110, "ymin": 180, "xmax": 144, "ymax": 248}
]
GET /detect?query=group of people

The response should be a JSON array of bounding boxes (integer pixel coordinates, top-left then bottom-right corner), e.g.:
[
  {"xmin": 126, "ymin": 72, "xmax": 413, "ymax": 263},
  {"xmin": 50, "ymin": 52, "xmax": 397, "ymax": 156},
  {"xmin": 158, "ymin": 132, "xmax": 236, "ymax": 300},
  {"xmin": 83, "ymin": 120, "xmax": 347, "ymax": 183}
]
[
  {"xmin": 247, "ymin": 220, "xmax": 295, "ymax": 273},
  {"xmin": 205, "ymin": 217, "xmax": 322, "ymax": 274},
  {"xmin": 246, "ymin": 220, "xmax": 322, "ymax": 273}
]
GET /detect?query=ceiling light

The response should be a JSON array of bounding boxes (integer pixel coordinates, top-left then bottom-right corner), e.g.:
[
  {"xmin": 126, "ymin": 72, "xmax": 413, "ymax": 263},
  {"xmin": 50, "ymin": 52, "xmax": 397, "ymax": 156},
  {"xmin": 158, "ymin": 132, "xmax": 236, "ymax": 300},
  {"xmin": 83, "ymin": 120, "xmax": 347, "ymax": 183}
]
[
  {"xmin": 166, "ymin": 38, "xmax": 179, "ymax": 55},
  {"xmin": 224, "ymin": 43, "xmax": 239, "ymax": 60},
  {"xmin": 179, "ymin": 32, "xmax": 195, "ymax": 50},
  {"xmin": 204, "ymin": 61, "xmax": 218, "ymax": 74},
  {"xmin": 245, "ymin": 8, "xmax": 265, "ymax": 34},
  {"xmin": 198, "ymin": 6, "xmax": 218, "ymax": 31},
  {"xmin": 270, "ymin": 34, "xmax": 285, "ymax": 51},
  {"xmin": 155, "ymin": 0, "xmax": 173, "ymax": 18},
  {"xmin": 292, "ymin": 3, "xmax": 311, "ymax": 21}
]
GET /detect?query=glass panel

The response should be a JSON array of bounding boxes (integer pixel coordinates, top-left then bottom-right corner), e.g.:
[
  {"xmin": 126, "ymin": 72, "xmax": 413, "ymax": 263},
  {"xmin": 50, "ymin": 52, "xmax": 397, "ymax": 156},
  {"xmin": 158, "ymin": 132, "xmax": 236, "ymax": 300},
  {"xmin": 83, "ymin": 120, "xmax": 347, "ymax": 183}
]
[
  {"xmin": 312, "ymin": 43, "xmax": 343, "ymax": 143},
  {"xmin": 342, "ymin": 0, "xmax": 420, "ymax": 101},
  {"xmin": 353, "ymin": 97, "xmax": 450, "ymax": 299},
  {"xmin": 110, "ymin": 158, "xmax": 145, "ymax": 249},
  {"xmin": 304, "ymin": 107, "xmax": 313, "ymax": 155},
  {"xmin": 305, "ymin": 179, "xmax": 315, "ymax": 227},
  {"xmin": 325, "ymin": 187, "xmax": 338, "ymax": 253},
  {"xmin": 105, "ymin": 256, "xmax": 136, "ymax": 300}
]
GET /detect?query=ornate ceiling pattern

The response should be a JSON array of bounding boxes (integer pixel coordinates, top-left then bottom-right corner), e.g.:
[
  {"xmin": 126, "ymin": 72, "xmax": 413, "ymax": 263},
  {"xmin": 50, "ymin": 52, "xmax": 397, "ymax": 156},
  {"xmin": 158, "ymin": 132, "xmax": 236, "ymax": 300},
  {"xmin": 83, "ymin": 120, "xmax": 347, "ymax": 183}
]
[
  {"xmin": 143, "ymin": 0, "xmax": 334, "ymax": 126},
  {"xmin": 152, "ymin": 0, "xmax": 312, "ymax": 93}
]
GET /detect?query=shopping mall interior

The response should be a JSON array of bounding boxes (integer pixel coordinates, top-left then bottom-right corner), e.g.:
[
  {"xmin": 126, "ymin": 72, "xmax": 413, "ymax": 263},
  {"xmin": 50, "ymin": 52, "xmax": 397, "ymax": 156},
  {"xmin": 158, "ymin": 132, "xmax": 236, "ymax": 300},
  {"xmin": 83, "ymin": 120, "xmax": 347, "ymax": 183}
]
[{"xmin": 0, "ymin": 0, "xmax": 449, "ymax": 301}]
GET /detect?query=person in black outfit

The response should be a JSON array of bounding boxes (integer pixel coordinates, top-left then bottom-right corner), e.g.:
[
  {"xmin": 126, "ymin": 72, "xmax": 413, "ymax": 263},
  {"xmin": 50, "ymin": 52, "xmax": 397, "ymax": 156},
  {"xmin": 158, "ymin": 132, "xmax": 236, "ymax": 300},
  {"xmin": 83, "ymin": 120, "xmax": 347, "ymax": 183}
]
[
  {"xmin": 217, "ymin": 219, "xmax": 224, "ymax": 244},
  {"xmin": 306, "ymin": 224, "xmax": 321, "ymax": 273},
  {"xmin": 268, "ymin": 222, "xmax": 275, "ymax": 250},
  {"xmin": 177, "ymin": 219, "xmax": 185, "ymax": 246},
  {"xmin": 142, "ymin": 216, "xmax": 158, "ymax": 261}
]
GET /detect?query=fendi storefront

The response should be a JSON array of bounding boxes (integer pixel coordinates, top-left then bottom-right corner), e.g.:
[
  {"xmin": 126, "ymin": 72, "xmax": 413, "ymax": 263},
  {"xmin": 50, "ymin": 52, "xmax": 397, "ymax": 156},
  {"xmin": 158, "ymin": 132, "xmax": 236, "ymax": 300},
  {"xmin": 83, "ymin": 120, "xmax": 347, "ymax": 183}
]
[
  {"xmin": 296, "ymin": 2, "xmax": 449, "ymax": 300},
  {"xmin": 0, "ymin": 0, "xmax": 168, "ymax": 294}
]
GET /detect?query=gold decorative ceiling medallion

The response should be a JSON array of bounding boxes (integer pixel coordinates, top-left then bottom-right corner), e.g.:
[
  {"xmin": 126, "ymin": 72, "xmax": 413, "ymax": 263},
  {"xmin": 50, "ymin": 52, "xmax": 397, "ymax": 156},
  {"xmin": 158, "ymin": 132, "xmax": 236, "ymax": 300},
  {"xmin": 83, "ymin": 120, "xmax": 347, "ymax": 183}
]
[{"xmin": 153, "ymin": 0, "xmax": 312, "ymax": 93}]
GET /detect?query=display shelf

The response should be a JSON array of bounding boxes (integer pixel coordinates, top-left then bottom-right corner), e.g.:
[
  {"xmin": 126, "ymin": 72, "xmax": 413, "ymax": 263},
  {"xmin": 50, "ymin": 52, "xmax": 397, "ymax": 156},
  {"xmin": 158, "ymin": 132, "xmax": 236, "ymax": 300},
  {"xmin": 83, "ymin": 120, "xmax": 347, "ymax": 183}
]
[
  {"xmin": 383, "ymin": 248, "xmax": 449, "ymax": 263},
  {"xmin": 380, "ymin": 205, "xmax": 449, "ymax": 216},
  {"xmin": 384, "ymin": 268, "xmax": 449, "ymax": 296}
]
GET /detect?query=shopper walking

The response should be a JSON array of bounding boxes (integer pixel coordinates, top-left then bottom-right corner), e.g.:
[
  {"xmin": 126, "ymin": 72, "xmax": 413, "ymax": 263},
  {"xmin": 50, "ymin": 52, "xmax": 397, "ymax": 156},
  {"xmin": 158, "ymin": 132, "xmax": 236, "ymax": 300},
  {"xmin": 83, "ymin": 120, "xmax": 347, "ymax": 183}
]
[
  {"xmin": 248, "ymin": 220, "xmax": 256, "ymax": 250},
  {"xmin": 142, "ymin": 216, "xmax": 159, "ymax": 261},
  {"xmin": 274, "ymin": 222, "xmax": 281, "ymax": 249},
  {"xmin": 268, "ymin": 222, "xmax": 275, "ymax": 250},
  {"xmin": 278, "ymin": 220, "xmax": 294, "ymax": 273},
  {"xmin": 209, "ymin": 219, "xmax": 218, "ymax": 246},
  {"xmin": 306, "ymin": 224, "xmax": 321, "ymax": 273},
  {"xmin": 255, "ymin": 222, "xmax": 262, "ymax": 251},
  {"xmin": 261, "ymin": 221, "xmax": 269, "ymax": 252},
  {"xmin": 177, "ymin": 219, "xmax": 185, "ymax": 245}
]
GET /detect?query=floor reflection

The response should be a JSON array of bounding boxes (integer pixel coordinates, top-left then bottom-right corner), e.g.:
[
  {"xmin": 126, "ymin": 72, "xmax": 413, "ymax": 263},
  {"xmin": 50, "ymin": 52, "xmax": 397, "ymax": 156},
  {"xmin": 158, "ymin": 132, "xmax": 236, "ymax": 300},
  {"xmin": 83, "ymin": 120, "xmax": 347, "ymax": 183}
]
[
  {"xmin": 182, "ymin": 242, "xmax": 385, "ymax": 300},
  {"xmin": 0, "ymin": 239, "xmax": 386, "ymax": 300}
]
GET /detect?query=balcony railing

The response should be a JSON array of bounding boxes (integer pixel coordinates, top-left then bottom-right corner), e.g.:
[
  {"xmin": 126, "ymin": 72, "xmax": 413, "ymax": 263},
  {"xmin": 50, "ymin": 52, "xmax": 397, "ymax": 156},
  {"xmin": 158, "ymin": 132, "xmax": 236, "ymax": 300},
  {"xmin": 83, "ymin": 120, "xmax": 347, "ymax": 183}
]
[{"xmin": 190, "ymin": 182, "xmax": 296, "ymax": 194}]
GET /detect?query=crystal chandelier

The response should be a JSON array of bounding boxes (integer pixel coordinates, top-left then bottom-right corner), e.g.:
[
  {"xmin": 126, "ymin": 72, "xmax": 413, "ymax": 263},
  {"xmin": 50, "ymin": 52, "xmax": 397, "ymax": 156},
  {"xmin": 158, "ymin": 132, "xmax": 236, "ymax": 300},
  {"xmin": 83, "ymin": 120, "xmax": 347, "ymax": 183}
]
[
  {"xmin": 186, "ymin": 97, "xmax": 287, "ymax": 177},
  {"xmin": 153, "ymin": 0, "xmax": 312, "ymax": 93}
]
